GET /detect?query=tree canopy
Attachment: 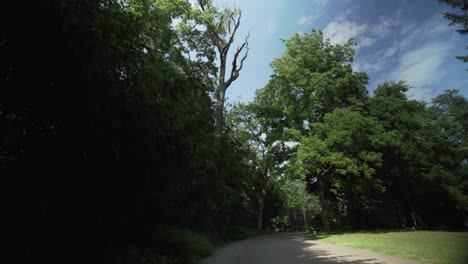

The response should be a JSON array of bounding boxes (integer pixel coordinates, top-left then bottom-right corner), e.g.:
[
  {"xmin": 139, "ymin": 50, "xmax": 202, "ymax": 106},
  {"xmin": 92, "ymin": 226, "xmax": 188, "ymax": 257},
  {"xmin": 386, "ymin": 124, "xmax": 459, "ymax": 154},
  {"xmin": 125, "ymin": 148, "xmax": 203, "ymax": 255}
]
[{"xmin": 2, "ymin": 1, "xmax": 467, "ymax": 263}]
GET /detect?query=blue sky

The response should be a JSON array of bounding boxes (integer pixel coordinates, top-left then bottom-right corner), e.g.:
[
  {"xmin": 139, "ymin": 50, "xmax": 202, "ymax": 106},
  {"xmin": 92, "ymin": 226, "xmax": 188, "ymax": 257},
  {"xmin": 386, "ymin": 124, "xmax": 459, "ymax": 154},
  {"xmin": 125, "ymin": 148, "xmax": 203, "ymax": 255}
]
[{"xmin": 215, "ymin": 0, "xmax": 467, "ymax": 103}]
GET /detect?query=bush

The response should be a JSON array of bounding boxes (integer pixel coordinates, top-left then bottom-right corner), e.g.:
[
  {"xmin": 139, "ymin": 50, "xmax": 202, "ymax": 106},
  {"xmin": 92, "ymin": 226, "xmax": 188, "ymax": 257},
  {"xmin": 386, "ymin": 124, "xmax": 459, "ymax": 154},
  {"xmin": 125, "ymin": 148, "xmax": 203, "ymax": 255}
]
[
  {"xmin": 165, "ymin": 228, "xmax": 214, "ymax": 260},
  {"xmin": 102, "ymin": 227, "xmax": 214, "ymax": 264}
]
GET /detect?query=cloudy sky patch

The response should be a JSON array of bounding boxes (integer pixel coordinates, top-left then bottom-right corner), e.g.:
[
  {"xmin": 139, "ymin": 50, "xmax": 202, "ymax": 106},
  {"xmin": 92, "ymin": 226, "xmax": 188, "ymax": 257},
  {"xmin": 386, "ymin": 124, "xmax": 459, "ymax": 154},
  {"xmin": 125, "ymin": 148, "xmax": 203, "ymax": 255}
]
[{"xmin": 216, "ymin": 0, "xmax": 466, "ymax": 103}]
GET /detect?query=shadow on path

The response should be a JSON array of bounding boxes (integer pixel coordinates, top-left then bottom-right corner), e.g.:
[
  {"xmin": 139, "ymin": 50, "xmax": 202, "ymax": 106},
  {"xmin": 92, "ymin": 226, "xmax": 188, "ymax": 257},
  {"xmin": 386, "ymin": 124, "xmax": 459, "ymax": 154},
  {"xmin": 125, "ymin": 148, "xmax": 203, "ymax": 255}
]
[{"xmin": 201, "ymin": 232, "xmax": 421, "ymax": 264}]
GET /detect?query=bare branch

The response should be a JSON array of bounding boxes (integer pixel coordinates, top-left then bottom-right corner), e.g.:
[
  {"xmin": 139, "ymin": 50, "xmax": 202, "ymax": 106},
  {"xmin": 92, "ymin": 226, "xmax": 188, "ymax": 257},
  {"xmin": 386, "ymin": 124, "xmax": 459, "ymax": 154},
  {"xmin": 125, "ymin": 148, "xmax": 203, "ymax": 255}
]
[
  {"xmin": 228, "ymin": 11, "xmax": 242, "ymax": 45},
  {"xmin": 237, "ymin": 34, "xmax": 250, "ymax": 73},
  {"xmin": 225, "ymin": 31, "xmax": 250, "ymax": 88}
]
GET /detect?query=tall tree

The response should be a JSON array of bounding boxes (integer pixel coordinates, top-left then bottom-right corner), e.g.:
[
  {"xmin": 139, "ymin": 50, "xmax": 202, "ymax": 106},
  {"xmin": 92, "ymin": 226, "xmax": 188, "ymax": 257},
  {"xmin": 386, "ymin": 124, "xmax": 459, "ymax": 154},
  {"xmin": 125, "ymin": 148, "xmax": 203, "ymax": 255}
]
[
  {"xmin": 291, "ymin": 108, "xmax": 384, "ymax": 232},
  {"xmin": 368, "ymin": 81, "xmax": 430, "ymax": 228},
  {"xmin": 186, "ymin": 0, "xmax": 250, "ymax": 143},
  {"xmin": 229, "ymin": 103, "xmax": 287, "ymax": 230},
  {"xmin": 251, "ymin": 30, "xmax": 369, "ymax": 231},
  {"xmin": 1, "ymin": 0, "xmax": 252, "ymax": 262},
  {"xmin": 366, "ymin": 82, "xmax": 465, "ymax": 228}
]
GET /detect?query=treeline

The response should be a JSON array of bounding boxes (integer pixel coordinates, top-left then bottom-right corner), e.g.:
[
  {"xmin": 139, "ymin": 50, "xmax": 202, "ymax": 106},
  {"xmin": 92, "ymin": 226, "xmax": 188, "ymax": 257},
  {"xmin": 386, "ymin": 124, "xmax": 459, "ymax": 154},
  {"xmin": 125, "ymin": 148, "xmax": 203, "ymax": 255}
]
[
  {"xmin": 233, "ymin": 31, "xmax": 468, "ymax": 233},
  {"xmin": 2, "ymin": 1, "xmax": 257, "ymax": 263},
  {"xmin": 2, "ymin": 0, "xmax": 467, "ymax": 263}
]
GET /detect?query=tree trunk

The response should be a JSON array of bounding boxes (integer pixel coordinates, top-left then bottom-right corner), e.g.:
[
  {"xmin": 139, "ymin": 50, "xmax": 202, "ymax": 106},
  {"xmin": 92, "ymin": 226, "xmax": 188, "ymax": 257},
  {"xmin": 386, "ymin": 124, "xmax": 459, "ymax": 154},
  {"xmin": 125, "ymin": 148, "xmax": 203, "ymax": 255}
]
[
  {"xmin": 197, "ymin": 2, "xmax": 249, "ymax": 146},
  {"xmin": 410, "ymin": 210, "xmax": 418, "ymax": 229},
  {"xmin": 302, "ymin": 208, "xmax": 308, "ymax": 232},
  {"xmin": 318, "ymin": 180, "xmax": 331, "ymax": 232},
  {"xmin": 257, "ymin": 196, "xmax": 264, "ymax": 231},
  {"xmin": 215, "ymin": 85, "xmax": 226, "ymax": 145}
]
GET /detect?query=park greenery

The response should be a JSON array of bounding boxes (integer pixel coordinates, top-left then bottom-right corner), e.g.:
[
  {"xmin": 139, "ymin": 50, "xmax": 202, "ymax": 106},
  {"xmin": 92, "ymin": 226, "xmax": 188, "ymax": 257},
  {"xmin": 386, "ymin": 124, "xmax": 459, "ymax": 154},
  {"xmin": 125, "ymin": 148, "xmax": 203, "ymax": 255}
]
[
  {"xmin": 2, "ymin": 0, "xmax": 467, "ymax": 263},
  {"xmin": 309, "ymin": 230, "xmax": 468, "ymax": 264}
]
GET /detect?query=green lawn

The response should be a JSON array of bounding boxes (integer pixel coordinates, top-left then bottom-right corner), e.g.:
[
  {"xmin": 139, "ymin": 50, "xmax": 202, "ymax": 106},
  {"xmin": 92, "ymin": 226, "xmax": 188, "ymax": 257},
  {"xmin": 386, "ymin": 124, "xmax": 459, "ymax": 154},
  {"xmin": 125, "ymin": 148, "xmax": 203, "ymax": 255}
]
[{"xmin": 308, "ymin": 230, "xmax": 468, "ymax": 264}]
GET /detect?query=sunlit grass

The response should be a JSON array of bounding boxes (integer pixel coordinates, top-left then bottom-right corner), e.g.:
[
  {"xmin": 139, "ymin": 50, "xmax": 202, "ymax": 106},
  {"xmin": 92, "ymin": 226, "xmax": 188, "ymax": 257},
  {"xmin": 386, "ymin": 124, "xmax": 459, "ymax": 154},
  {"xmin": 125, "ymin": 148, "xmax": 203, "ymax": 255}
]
[{"xmin": 308, "ymin": 230, "xmax": 468, "ymax": 264}]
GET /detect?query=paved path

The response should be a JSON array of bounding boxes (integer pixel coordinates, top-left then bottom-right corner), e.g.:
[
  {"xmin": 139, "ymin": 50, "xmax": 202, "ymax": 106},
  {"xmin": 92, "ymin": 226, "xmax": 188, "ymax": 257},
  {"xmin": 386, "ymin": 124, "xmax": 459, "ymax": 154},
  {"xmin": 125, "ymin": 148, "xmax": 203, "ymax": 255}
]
[{"xmin": 201, "ymin": 232, "xmax": 427, "ymax": 264}]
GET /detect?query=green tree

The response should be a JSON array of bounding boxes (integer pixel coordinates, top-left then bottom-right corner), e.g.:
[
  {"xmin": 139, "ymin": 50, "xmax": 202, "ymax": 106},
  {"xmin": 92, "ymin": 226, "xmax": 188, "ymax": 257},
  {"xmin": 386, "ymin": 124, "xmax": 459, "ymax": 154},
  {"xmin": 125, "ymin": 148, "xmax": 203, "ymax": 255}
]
[
  {"xmin": 368, "ymin": 82, "xmax": 467, "ymax": 228},
  {"xmin": 368, "ymin": 81, "xmax": 430, "ymax": 228},
  {"xmin": 291, "ymin": 108, "xmax": 384, "ymax": 231},
  {"xmin": 251, "ymin": 30, "xmax": 370, "ymax": 231},
  {"xmin": 279, "ymin": 179, "xmax": 321, "ymax": 231},
  {"xmin": 268, "ymin": 30, "xmax": 368, "ymax": 127},
  {"xmin": 427, "ymin": 90, "xmax": 468, "ymax": 226},
  {"xmin": 1, "ymin": 0, "xmax": 254, "ymax": 262},
  {"xmin": 229, "ymin": 103, "xmax": 288, "ymax": 230}
]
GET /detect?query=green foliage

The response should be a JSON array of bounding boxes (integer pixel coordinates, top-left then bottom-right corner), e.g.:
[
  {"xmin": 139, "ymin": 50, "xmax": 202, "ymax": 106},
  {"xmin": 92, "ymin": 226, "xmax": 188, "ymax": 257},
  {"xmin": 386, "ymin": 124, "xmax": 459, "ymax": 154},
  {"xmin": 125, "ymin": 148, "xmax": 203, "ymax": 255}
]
[
  {"xmin": 440, "ymin": 0, "xmax": 468, "ymax": 35},
  {"xmin": 291, "ymin": 108, "xmax": 385, "ymax": 230},
  {"xmin": 103, "ymin": 227, "xmax": 213, "ymax": 264},
  {"xmin": 268, "ymin": 30, "xmax": 369, "ymax": 127},
  {"xmin": 251, "ymin": 28, "xmax": 467, "ymax": 232},
  {"xmin": 274, "ymin": 179, "xmax": 321, "ymax": 230},
  {"xmin": 298, "ymin": 108, "xmax": 384, "ymax": 179},
  {"xmin": 164, "ymin": 228, "xmax": 214, "ymax": 260},
  {"xmin": 2, "ymin": 0, "xmax": 255, "ymax": 263},
  {"xmin": 281, "ymin": 180, "xmax": 320, "ymax": 213},
  {"xmin": 368, "ymin": 82, "xmax": 467, "ymax": 228},
  {"xmin": 228, "ymin": 101, "xmax": 292, "ymax": 230},
  {"xmin": 439, "ymin": 0, "xmax": 468, "ymax": 65},
  {"xmin": 245, "ymin": 30, "xmax": 373, "ymax": 231},
  {"xmin": 2, "ymin": 1, "xmax": 467, "ymax": 262}
]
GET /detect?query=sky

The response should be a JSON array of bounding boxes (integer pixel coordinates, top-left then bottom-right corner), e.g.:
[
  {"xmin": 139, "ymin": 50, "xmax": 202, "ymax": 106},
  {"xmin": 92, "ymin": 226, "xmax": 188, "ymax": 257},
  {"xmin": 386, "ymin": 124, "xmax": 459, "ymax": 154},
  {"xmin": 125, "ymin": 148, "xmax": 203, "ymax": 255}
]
[{"xmin": 213, "ymin": 0, "xmax": 467, "ymax": 103}]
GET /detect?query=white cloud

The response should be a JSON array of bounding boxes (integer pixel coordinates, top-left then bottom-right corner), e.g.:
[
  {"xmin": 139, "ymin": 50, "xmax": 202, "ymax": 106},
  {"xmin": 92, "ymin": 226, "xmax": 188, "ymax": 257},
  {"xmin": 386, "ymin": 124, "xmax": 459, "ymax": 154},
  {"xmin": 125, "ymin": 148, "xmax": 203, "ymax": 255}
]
[
  {"xmin": 322, "ymin": 14, "xmax": 399, "ymax": 48},
  {"xmin": 370, "ymin": 16, "xmax": 398, "ymax": 37},
  {"xmin": 360, "ymin": 37, "xmax": 376, "ymax": 47},
  {"xmin": 399, "ymin": 15, "xmax": 451, "ymax": 50},
  {"xmin": 383, "ymin": 46, "xmax": 397, "ymax": 58},
  {"xmin": 351, "ymin": 13, "xmax": 456, "ymax": 97},
  {"xmin": 297, "ymin": 15, "xmax": 315, "ymax": 25},
  {"xmin": 296, "ymin": 0, "xmax": 330, "ymax": 27},
  {"xmin": 380, "ymin": 15, "xmax": 457, "ymax": 101},
  {"xmin": 401, "ymin": 22, "xmax": 416, "ymax": 35},
  {"xmin": 323, "ymin": 20, "xmax": 368, "ymax": 45},
  {"xmin": 352, "ymin": 43, "xmax": 399, "ymax": 73},
  {"xmin": 325, "ymin": 8, "xmax": 458, "ymax": 102},
  {"xmin": 390, "ymin": 41, "xmax": 455, "ymax": 101},
  {"xmin": 352, "ymin": 58, "xmax": 385, "ymax": 73}
]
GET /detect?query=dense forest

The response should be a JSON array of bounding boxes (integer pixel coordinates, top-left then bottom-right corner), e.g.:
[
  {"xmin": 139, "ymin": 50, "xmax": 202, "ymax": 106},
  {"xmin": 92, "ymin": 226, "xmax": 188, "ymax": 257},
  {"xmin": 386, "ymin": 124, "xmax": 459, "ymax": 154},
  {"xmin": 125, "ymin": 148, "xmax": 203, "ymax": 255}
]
[{"xmin": 2, "ymin": 0, "xmax": 467, "ymax": 263}]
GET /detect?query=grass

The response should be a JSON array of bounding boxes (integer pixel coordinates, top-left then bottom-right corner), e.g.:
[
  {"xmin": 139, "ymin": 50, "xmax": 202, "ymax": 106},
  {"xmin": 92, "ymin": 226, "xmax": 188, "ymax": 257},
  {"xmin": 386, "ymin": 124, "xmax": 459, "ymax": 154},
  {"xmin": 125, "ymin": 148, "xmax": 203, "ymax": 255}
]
[{"xmin": 308, "ymin": 230, "xmax": 468, "ymax": 264}]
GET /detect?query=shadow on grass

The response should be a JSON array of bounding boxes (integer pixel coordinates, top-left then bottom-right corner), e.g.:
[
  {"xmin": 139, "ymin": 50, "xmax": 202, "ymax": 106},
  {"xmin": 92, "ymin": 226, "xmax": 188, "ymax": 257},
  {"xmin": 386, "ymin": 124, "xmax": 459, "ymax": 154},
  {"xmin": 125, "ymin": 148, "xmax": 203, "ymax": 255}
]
[{"xmin": 298, "ymin": 236, "xmax": 369, "ymax": 263}]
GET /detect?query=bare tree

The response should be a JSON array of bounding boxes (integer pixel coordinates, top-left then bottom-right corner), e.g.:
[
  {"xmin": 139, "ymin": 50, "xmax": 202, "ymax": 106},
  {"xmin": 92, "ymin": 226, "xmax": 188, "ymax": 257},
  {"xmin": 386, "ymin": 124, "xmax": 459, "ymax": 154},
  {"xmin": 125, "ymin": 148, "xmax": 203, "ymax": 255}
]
[{"xmin": 197, "ymin": 0, "xmax": 250, "ymax": 144}]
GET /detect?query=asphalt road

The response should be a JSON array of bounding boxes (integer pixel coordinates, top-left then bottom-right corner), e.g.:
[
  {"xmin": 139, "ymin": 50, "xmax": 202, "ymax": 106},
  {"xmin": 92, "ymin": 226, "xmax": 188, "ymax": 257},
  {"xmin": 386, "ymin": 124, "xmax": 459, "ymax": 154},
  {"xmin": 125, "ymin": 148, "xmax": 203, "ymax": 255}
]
[{"xmin": 201, "ymin": 232, "xmax": 426, "ymax": 264}]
